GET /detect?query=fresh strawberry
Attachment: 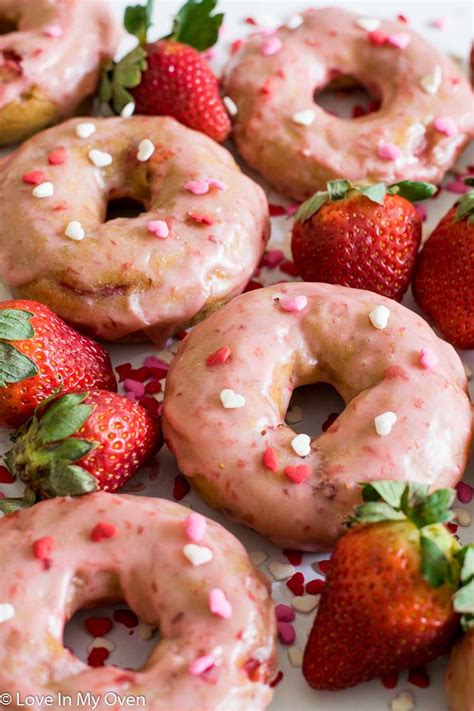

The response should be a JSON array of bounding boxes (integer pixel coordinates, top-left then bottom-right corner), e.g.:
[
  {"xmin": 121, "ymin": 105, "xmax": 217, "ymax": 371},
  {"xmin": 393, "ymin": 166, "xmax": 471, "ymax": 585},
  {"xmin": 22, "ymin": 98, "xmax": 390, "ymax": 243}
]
[
  {"xmin": 303, "ymin": 481, "xmax": 462, "ymax": 690},
  {"xmin": 100, "ymin": 0, "xmax": 231, "ymax": 143},
  {"xmin": 0, "ymin": 390, "xmax": 162, "ymax": 512},
  {"xmin": 291, "ymin": 180, "xmax": 437, "ymax": 301},
  {"xmin": 413, "ymin": 182, "xmax": 474, "ymax": 349},
  {"xmin": 0, "ymin": 300, "xmax": 116, "ymax": 429}
]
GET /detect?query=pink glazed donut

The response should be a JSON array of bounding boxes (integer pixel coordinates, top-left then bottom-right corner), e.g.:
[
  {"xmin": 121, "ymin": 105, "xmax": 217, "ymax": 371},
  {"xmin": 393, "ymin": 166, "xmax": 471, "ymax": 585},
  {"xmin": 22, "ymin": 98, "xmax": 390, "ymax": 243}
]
[
  {"xmin": 223, "ymin": 8, "xmax": 474, "ymax": 200},
  {"xmin": 163, "ymin": 283, "xmax": 473, "ymax": 551},
  {"xmin": 0, "ymin": 0, "xmax": 119, "ymax": 145},
  {"xmin": 445, "ymin": 631, "xmax": 474, "ymax": 711},
  {"xmin": 0, "ymin": 116, "xmax": 269, "ymax": 343},
  {"xmin": 0, "ymin": 492, "xmax": 277, "ymax": 711}
]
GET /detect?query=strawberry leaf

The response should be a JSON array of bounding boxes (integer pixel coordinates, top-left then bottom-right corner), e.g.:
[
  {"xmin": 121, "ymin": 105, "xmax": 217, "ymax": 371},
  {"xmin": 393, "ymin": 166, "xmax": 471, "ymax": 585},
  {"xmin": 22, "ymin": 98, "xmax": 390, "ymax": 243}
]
[
  {"xmin": 453, "ymin": 579, "xmax": 474, "ymax": 614},
  {"xmin": 0, "ymin": 309, "xmax": 34, "ymax": 341},
  {"xmin": 327, "ymin": 179, "xmax": 351, "ymax": 201},
  {"xmin": 416, "ymin": 488, "xmax": 455, "ymax": 526},
  {"xmin": 420, "ymin": 525, "xmax": 456, "ymax": 588},
  {"xmin": 37, "ymin": 393, "xmax": 92, "ymax": 444},
  {"xmin": 42, "ymin": 438, "xmax": 95, "ymax": 462},
  {"xmin": 361, "ymin": 480, "xmax": 406, "ymax": 507},
  {"xmin": 464, "ymin": 177, "xmax": 474, "ymax": 187},
  {"xmin": 124, "ymin": 0, "xmax": 154, "ymax": 45},
  {"xmin": 350, "ymin": 501, "xmax": 406, "ymax": 524},
  {"xmin": 47, "ymin": 463, "xmax": 98, "ymax": 497},
  {"xmin": 295, "ymin": 191, "xmax": 329, "ymax": 222},
  {"xmin": 0, "ymin": 487, "xmax": 36, "ymax": 513},
  {"xmin": 0, "ymin": 343, "xmax": 38, "ymax": 387},
  {"xmin": 99, "ymin": 46, "xmax": 148, "ymax": 115},
  {"xmin": 357, "ymin": 183, "xmax": 386, "ymax": 205},
  {"xmin": 455, "ymin": 190, "xmax": 474, "ymax": 223},
  {"xmin": 170, "ymin": 0, "xmax": 224, "ymax": 51},
  {"xmin": 388, "ymin": 181, "xmax": 437, "ymax": 202}
]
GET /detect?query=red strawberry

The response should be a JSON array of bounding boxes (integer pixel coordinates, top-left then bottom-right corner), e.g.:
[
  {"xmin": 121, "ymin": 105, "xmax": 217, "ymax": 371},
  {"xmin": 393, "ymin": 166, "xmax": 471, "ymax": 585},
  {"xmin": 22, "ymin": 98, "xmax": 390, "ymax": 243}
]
[
  {"xmin": 303, "ymin": 481, "xmax": 462, "ymax": 690},
  {"xmin": 0, "ymin": 300, "xmax": 116, "ymax": 428},
  {"xmin": 0, "ymin": 390, "xmax": 162, "ymax": 512},
  {"xmin": 100, "ymin": 0, "xmax": 231, "ymax": 143},
  {"xmin": 413, "ymin": 185, "xmax": 474, "ymax": 349},
  {"xmin": 291, "ymin": 180, "xmax": 437, "ymax": 301}
]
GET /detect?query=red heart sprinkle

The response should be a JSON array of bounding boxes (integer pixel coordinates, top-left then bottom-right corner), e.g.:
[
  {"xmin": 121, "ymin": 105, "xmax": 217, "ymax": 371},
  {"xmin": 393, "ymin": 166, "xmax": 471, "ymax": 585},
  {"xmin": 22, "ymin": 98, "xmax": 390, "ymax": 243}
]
[
  {"xmin": 286, "ymin": 572, "xmax": 305, "ymax": 596},
  {"xmin": 85, "ymin": 617, "xmax": 113, "ymax": 637}
]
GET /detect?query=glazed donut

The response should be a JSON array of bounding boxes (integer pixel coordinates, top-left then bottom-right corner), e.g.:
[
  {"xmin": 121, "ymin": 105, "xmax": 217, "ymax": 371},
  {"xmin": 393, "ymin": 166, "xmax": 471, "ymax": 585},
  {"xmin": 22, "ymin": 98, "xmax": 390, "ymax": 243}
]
[
  {"xmin": 445, "ymin": 632, "xmax": 474, "ymax": 710},
  {"xmin": 163, "ymin": 282, "xmax": 472, "ymax": 551},
  {"xmin": 223, "ymin": 8, "xmax": 474, "ymax": 200},
  {"xmin": 0, "ymin": 116, "xmax": 269, "ymax": 343},
  {"xmin": 0, "ymin": 492, "xmax": 276, "ymax": 711},
  {"xmin": 0, "ymin": 0, "xmax": 119, "ymax": 145}
]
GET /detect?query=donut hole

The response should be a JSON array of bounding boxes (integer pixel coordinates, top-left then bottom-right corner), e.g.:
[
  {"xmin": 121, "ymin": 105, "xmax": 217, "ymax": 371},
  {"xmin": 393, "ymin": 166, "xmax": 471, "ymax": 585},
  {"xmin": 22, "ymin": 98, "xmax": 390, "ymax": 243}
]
[
  {"xmin": 63, "ymin": 601, "xmax": 158, "ymax": 670},
  {"xmin": 105, "ymin": 196, "xmax": 146, "ymax": 222},
  {"xmin": 286, "ymin": 382, "xmax": 345, "ymax": 434},
  {"xmin": 313, "ymin": 75, "xmax": 381, "ymax": 119}
]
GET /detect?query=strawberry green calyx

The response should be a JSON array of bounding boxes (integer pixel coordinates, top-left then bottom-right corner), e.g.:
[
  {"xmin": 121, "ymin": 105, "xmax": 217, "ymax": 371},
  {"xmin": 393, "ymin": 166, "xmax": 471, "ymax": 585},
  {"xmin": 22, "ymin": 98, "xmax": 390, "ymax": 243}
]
[
  {"xmin": 348, "ymin": 481, "xmax": 460, "ymax": 589},
  {"xmin": 0, "ymin": 309, "xmax": 38, "ymax": 387},
  {"xmin": 0, "ymin": 392, "xmax": 98, "ymax": 513},
  {"xmin": 168, "ymin": 0, "xmax": 224, "ymax": 51},
  {"xmin": 453, "ymin": 544, "xmax": 474, "ymax": 630},
  {"xmin": 100, "ymin": 0, "xmax": 223, "ymax": 115},
  {"xmin": 455, "ymin": 186, "xmax": 474, "ymax": 224},
  {"xmin": 295, "ymin": 180, "xmax": 437, "ymax": 222}
]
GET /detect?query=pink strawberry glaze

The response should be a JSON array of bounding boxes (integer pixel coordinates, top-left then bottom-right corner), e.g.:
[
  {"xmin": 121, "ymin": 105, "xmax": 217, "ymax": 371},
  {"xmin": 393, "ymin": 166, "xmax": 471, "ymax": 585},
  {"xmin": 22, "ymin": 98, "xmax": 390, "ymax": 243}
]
[
  {"xmin": 0, "ymin": 493, "xmax": 276, "ymax": 710},
  {"xmin": 223, "ymin": 8, "xmax": 474, "ymax": 200},
  {"xmin": 163, "ymin": 283, "xmax": 472, "ymax": 551},
  {"xmin": 445, "ymin": 631, "xmax": 474, "ymax": 711},
  {"xmin": 0, "ymin": 0, "xmax": 119, "ymax": 118},
  {"xmin": 0, "ymin": 116, "xmax": 269, "ymax": 342}
]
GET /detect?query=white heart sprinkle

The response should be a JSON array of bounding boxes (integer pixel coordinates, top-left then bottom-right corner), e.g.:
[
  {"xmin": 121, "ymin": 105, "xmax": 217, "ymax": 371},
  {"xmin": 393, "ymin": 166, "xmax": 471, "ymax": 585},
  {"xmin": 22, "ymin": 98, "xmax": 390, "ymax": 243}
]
[
  {"xmin": 75, "ymin": 122, "xmax": 96, "ymax": 139},
  {"xmin": 268, "ymin": 560, "xmax": 295, "ymax": 580},
  {"xmin": 137, "ymin": 138, "xmax": 155, "ymax": 162},
  {"xmin": 369, "ymin": 305, "xmax": 390, "ymax": 330},
  {"xmin": 249, "ymin": 550, "xmax": 268, "ymax": 567},
  {"xmin": 32, "ymin": 182, "xmax": 54, "ymax": 198},
  {"xmin": 0, "ymin": 603, "xmax": 15, "ymax": 623},
  {"xmin": 452, "ymin": 507, "xmax": 471, "ymax": 527},
  {"xmin": 220, "ymin": 388, "xmax": 246, "ymax": 409},
  {"xmin": 292, "ymin": 109, "xmax": 315, "ymax": 126},
  {"xmin": 183, "ymin": 544, "xmax": 213, "ymax": 566},
  {"xmin": 419, "ymin": 65, "xmax": 442, "ymax": 95},
  {"xmin": 88, "ymin": 149, "xmax": 113, "ymax": 168},
  {"xmin": 223, "ymin": 96, "xmax": 238, "ymax": 116},
  {"xmin": 355, "ymin": 17, "xmax": 382, "ymax": 32},
  {"xmin": 291, "ymin": 433, "xmax": 311, "ymax": 457},
  {"xmin": 464, "ymin": 362, "xmax": 472, "ymax": 380},
  {"xmin": 121, "ymin": 101, "xmax": 136, "ymax": 118},
  {"xmin": 292, "ymin": 594, "xmax": 320, "ymax": 613},
  {"xmin": 65, "ymin": 220, "xmax": 85, "ymax": 241},
  {"xmin": 390, "ymin": 691, "xmax": 415, "ymax": 711},
  {"xmin": 374, "ymin": 411, "xmax": 397, "ymax": 436},
  {"xmin": 88, "ymin": 637, "xmax": 115, "ymax": 653},
  {"xmin": 138, "ymin": 622, "xmax": 157, "ymax": 640},
  {"xmin": 286, "ymin": 14, "xmax": 303, "ymax": 29},
  {"xmin": 287, "ymin": 646, "xmax": 304, "ymax": 666}
]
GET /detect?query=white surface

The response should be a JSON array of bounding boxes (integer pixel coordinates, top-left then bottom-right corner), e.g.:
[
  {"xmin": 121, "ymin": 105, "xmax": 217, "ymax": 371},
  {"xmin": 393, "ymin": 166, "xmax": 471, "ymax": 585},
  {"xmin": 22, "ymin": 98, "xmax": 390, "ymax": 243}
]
[{"xmin": 0, "ymin": 2, "xmax": 473, "ymax": 709}]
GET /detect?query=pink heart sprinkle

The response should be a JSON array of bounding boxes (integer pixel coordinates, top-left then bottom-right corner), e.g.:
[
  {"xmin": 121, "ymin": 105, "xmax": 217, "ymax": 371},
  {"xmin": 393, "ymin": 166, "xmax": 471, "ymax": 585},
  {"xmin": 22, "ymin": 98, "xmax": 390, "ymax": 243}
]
[
  {"xmin": 434, "ymin": 116, "xmax": 458, "ymax": 137},
  {"xmin": 386, "ymin": 32, "xmax": 411, "ymax": 49},
  {"xmin": 456, "ymin": 481, "xmax": 473, "ymax": 504},
  {"xmin": 189, "ymin": 655, "xmax": 214, "ymax": 676},
  {"xmin": 207, "ymin": 178, "xmax": 228, "ymax": 191},
  {"xmin": 280, "ymin": 295, "xmax": 308, "ymax": 313},
  {"xmin": 419, "ymin": 348, "xmax": 439, "ymax": 369},
  {"xmin": 261, "ymin": 36, "xmax": 282, "ymax": 56},
  {"xmin": 209, "ymin": 588, "xmax": 233, "ymax": 619},
  {"xmin": 415, "ymin": 204, "xmax": 427, "ymax": 222},
  {"xmin": 378, "ymin": 142, "xmax": 402, "ymax": 160},
  {"xmin": 143, "ymin": 355, "xmax": 169, "ymax": 370},
  {"xmin": 184, "ymin": 178, "xmax": 227, "ymax": 195},
  {"xmin": 277, "ymin": 621, "xmax": 296, "ymax": 645},
  {"xmin": 147, "ymin": 220, "xmax": 169, "ymax": 238},
  {"xmin": 261, "ymin": 249, "xmax": 285, "ymax": 268},
  {"xmin": 275, "ymin": 604, "xmax": 295, "ymax": 622},
  {"xmin": 430, "ymin": 17, "xmax": 446, "ymax": 29},
  {"xmin": 43, "ymin": 24, "xmax": 63, "ymax": 38},
  {"xmin": 123, "ymin": 379, "xmax": 146, "ymax": 398},
  {"xmin": 184, "ymin": 512, "xmax": 207, "ymax": 543}
]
